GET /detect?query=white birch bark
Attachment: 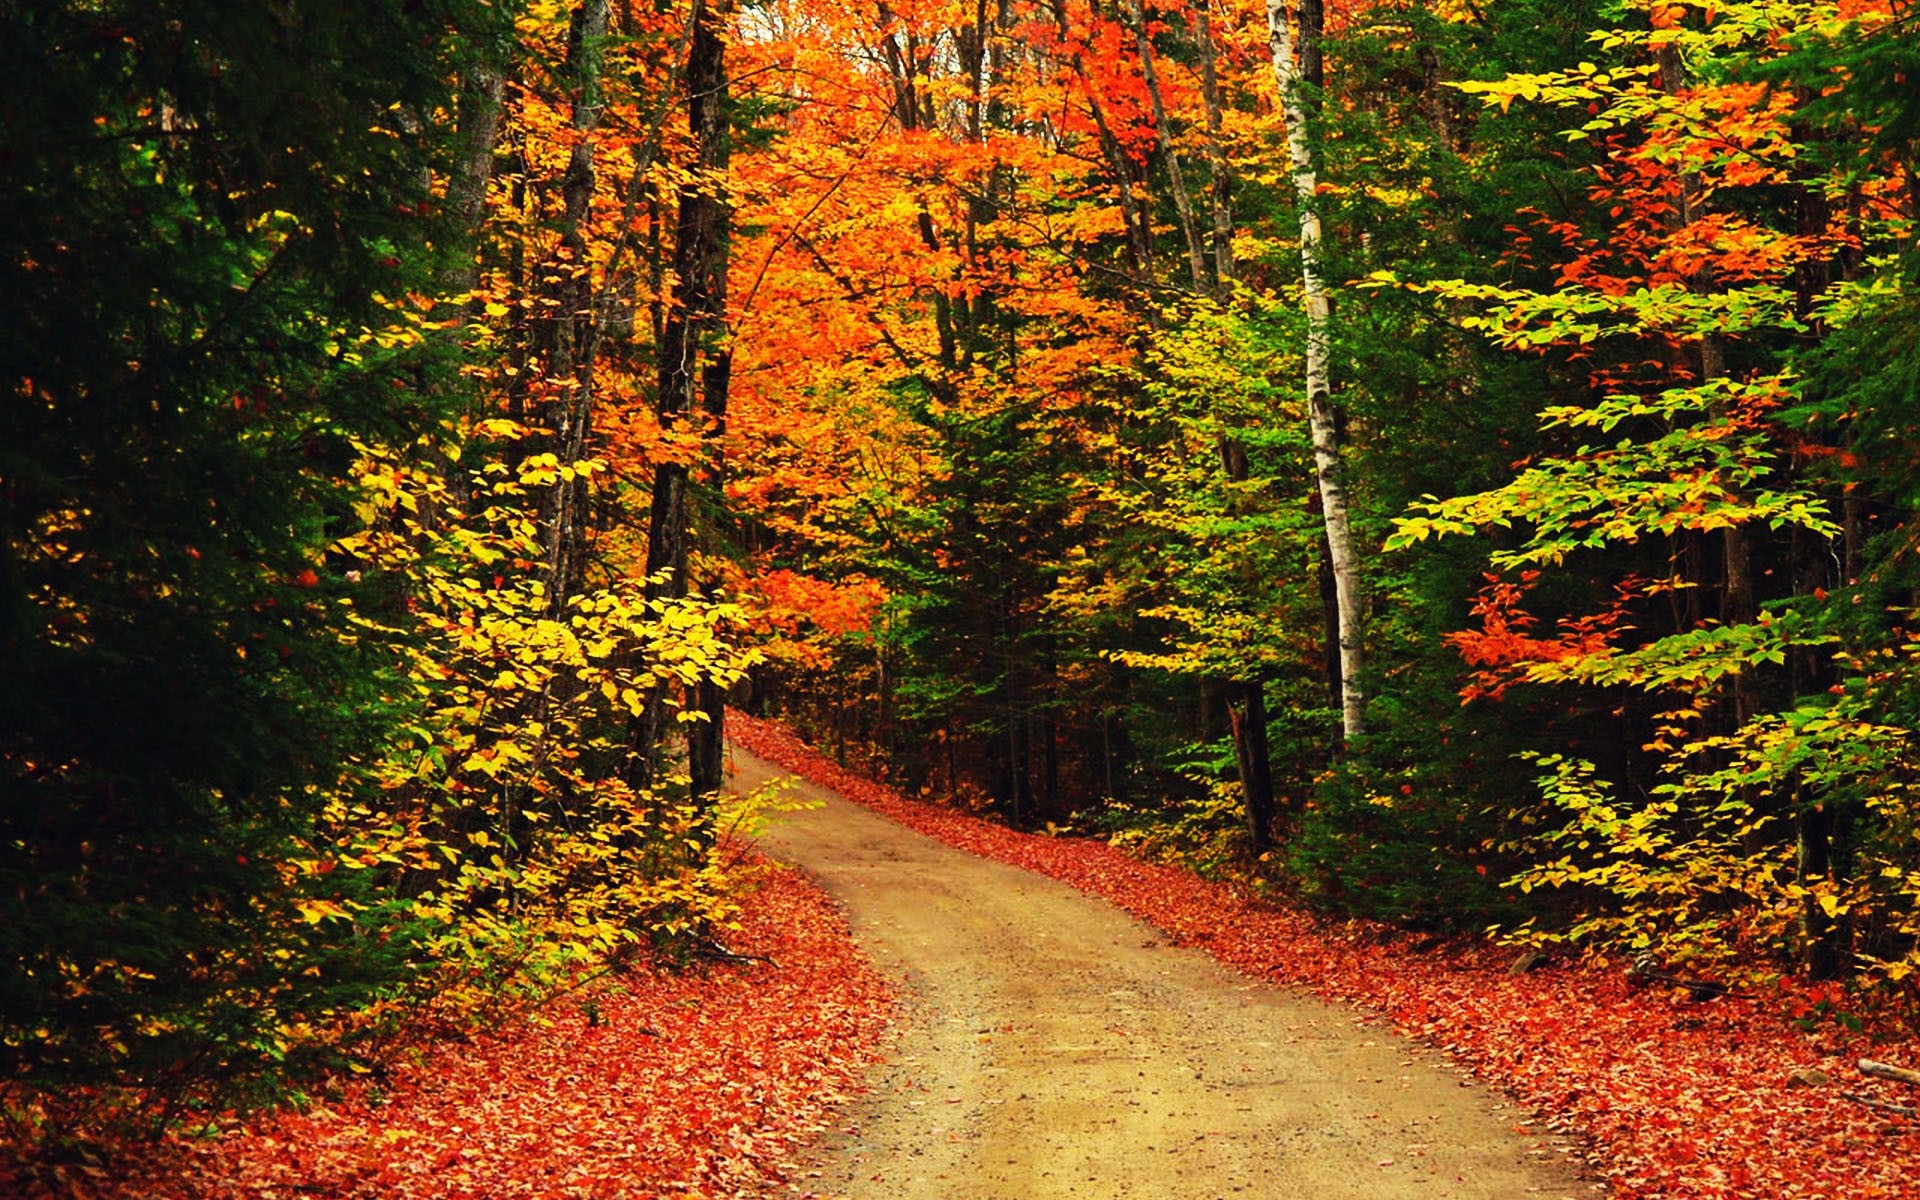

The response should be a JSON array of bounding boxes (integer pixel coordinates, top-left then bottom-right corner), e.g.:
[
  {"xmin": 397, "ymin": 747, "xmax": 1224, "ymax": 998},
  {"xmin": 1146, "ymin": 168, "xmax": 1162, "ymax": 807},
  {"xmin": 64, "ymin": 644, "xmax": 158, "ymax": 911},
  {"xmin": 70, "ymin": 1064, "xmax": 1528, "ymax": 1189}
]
[{"xmin": 1267, "ymin": 0, "xmax": 1365, "ymax": 741}]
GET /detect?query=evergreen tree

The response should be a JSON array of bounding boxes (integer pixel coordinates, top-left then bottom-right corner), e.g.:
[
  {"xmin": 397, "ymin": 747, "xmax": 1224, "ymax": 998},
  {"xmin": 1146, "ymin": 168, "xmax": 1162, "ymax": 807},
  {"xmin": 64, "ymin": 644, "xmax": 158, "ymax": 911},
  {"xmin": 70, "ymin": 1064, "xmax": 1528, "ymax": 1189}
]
[{"xmin": 0, "ymin": 0, "xmax": 507, "ymax": 1118}]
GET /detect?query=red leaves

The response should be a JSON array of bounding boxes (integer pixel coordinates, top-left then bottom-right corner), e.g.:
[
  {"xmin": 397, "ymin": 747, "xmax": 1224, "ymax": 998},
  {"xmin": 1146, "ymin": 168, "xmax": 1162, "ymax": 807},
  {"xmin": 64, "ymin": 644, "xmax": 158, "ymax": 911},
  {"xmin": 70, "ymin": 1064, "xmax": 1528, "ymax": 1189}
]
[
  {"xmin": 7, "ymin": 866, "xmax": 892, "ymax": 1200},
  {"xmin": 752, "ymin": 569, "xmax": 886, "ymax": 639},
  {"xmin": 731, "ymin": 713, "xmax": 1920, "ymax": 1200},
  {"xmin": 1443, "ymin": 572, "xmax": 1629, "ymax": 702}
]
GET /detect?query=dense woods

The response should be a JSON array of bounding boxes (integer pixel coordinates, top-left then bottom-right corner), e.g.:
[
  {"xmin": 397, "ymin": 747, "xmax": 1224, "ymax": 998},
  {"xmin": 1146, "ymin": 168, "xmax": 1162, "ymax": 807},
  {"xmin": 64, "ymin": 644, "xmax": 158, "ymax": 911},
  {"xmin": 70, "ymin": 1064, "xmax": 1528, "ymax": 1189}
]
[
  {"xmin": 728, "ymin": 0, "xmax": 1920, "ymax": 999},
  {"xmin": 5, "ymin": 0, "xmax": 1919, "ymax": 1160}
]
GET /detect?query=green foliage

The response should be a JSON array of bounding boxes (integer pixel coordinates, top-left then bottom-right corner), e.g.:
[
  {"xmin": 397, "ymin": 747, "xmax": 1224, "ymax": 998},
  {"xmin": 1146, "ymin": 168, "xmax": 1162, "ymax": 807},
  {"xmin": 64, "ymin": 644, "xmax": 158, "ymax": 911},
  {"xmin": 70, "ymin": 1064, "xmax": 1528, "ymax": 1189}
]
[
  {"xmin": 1098, "ymin": 296, "xmax": 1321, "ymax": 684},
  {"xmin": 1288, "ymin": 757, "xmax": 1515, "ymax": 932},
  {"xmin": 1390, "ymin": 375, "xmax": 1838, "ymax": 567},
  {"xmin": 1494, "ymin": 753, "xmax": 1788, "ymax": 968},
  {"xmin": 1376, "ymin": 0, "xmax": 1920, "ymax": 999},
  {"xmin": 856, "ymin": 382, "xmax": 1082, "ymax": 817},
  {"xmin": 1495, "ymin": 671, "xmax": 1920, "ymax": 992},
  {"xmin": 1285, "ymin": 657, "xmax": 1540, "ymax": 933},
  {"xmin": 1099, "ymin": 774, "xmax": 1258, "ymax": 883}
]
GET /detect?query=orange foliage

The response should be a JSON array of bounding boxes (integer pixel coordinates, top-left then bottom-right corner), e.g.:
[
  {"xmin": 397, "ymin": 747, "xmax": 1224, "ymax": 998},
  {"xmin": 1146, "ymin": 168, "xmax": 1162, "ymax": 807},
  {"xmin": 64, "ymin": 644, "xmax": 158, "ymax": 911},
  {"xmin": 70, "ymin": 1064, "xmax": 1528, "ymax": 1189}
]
[
  {"xmin": 748, "ymin": 569, "xmax": 889, "ymax": 673},
  {"xmin": 1447, "ymin": 572, "xmax": 1637, "ymax": 703}
]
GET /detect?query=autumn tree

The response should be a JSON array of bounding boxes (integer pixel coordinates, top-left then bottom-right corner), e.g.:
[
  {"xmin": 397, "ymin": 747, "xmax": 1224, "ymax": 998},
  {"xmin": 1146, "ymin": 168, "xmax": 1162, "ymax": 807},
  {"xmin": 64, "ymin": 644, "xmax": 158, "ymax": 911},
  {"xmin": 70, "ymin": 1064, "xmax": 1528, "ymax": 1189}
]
[
  {"xmin": 1388, "ymin": 0, "xmax": 1919, "ymax": 985},
  {"xmin": 717, "ymin": 0, "xmax": 1143, "ymax": 817},
  {"xmin": 1268, "ymin": 0, "xmax": 1367, "ymax": 745},
  {"xmin": 0, "ymin": 0, "xmax": 791, "ymax": 1144}
]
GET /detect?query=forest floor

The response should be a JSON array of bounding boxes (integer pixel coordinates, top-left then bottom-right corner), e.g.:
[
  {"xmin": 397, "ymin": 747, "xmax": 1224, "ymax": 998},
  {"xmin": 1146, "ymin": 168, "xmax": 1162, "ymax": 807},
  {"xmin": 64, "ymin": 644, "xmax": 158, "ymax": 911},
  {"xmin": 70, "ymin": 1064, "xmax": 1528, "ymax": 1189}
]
[
  {"xmin": 730, "ymin": 713, "xmax": 1920, "ymax": 1200},
  {"xmin": 6, "ymin": 861, "xmax": 894, "ymax": 1200},
  {"xmin": 17, "ymin": 716, "xmax": 1920, "ymax": 1199}
]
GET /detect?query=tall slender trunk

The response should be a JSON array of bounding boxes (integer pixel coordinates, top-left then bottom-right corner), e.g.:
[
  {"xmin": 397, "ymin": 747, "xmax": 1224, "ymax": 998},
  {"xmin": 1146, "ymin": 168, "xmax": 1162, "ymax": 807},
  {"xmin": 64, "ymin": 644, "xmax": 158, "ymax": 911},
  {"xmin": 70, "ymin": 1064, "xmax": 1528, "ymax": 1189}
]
[
  {"xmin": 443, "ymin": 62, "xmax": 506, "ymax": 524},
  {"xmin": 688, "ymin": 52, "xmax": 734, "ymax": 805},
  {"xmin": 1005, "ymin": 604, "xmax": 1023, "ymax": 822},
  {"xmin": 1190, "ymin": 4, "xmax": 1234, "ymax": 284},
  {"xmin": 647, "ymin": 0, "xmax": 730, "ymax": 601},
  {"xmin": 1041, "ymin": 632, "xmax": 1060, "ymax": 817},
  {"xmin": 1268, "ymin": 0, "xmax": 1365, "ymax": 743},
  {"xmin": 447, "ymin": 65, "xmax": 505, "ymax": 300},
  {"xmin": 545, "ymin": 0, "xmax": 610, "ymax": 615},
  {"xmin": 1318, "ymin": 525, "xmax": 1341, "ymax": 712},
  {"xmin": 1785, "ymin": 103, "xmax": 1856, "ymax": 981},
  {"xmin": 1186, "ymin": 5, "xmax": 1274, "ymax": 833},
  {"xmin": 504, "ymin": 0, "xmax": 607, "ymax": 857},
  {"xmin": 1125, "ymin": 0, "xmax": 1206, "ymax": 291},
  {"xmin": 880, "ymin": 4, "xmax": 973, "ymax": 384},
  {"xmin": 632, "ymin": 0, "xmax": 733, "ymax": 801},
  {"xmin": 1216, "ymin": 432, "xmax": 1281, "ymax": 845}
]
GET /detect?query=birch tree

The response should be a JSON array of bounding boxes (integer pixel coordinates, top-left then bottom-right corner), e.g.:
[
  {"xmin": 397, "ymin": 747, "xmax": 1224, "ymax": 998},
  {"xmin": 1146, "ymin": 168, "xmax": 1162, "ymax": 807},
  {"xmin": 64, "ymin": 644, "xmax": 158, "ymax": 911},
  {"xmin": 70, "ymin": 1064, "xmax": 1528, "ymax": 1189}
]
[{"xmin": 1267, "ymin": 0, "xmax": 1365, "ymax": 743}]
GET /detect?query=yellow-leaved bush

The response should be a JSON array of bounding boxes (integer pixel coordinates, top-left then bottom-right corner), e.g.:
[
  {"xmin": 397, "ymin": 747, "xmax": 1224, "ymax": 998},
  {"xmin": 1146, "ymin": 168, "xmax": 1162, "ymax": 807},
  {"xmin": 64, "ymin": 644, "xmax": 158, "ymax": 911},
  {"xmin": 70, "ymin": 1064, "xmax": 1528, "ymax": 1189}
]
[{"xmin": 287, "ymin": 422, "xmax": 766, "ymax": 1054}]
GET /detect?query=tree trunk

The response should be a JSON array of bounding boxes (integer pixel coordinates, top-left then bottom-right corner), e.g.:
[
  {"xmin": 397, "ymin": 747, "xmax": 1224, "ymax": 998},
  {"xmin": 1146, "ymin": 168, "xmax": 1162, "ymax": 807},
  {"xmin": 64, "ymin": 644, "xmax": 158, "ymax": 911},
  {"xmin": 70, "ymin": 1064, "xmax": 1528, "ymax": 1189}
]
[
  {"xmin": 1042, "ymin": 632, "xmax": 1060, "ymax": 817},
  {"xmin": 446, "ymin": 65, "xmax": 505, "ymax": 298},
  {"xmin": 686, "ymin": 105, "xmax": 735, "ymax": 803},
  {"xmin": 1267, "ymin": 0, "xmax": 1365, "ymax": 743},
  {"xmin": 1188, "ymin": 8, "xmax": 1272, "ymax": 831},
  {"xmin": 1190, "ymin": 3, "xmax": 1234, "ymax": 284},
  {"xmin": 543, "ymin": 0, "xmax": 610, "ymax": 616},
  {"xmin": 1318, "ymin": 525, "xmax": 1342, "ymax": 715},
  {"xmin": 1125, "ymin": 0, "xmax": 1207, "ymax": 291},
  {"xmin": 1799, "ymin": 800, "xmax": 1846, "ymax": 980},
  {"xmin": 1228, "ymin": 681, "xmax": 1276, "ymax": 852},
  {"xmin": 1216, "ymin": 434, "xmax": 1279, "ymax": 843},
  {"xmin": 1298, "ymin": 0, "xmax": 1323, "ymax": 87},
  {"xmin": 632, "ymin": 0, "xmax": 732, "ymax": 799},
  {"xmin": 442, "ymin": 62, "xmax": 505, "ymax": 523}
]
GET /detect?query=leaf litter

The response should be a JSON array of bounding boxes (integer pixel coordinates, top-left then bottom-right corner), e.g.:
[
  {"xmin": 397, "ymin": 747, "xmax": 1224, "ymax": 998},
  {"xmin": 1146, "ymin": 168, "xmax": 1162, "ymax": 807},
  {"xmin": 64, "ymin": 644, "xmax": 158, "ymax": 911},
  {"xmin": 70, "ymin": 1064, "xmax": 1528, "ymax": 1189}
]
[{"xmin": 7, "ymin": 865, "xmax": 893, "ymax": 1200}]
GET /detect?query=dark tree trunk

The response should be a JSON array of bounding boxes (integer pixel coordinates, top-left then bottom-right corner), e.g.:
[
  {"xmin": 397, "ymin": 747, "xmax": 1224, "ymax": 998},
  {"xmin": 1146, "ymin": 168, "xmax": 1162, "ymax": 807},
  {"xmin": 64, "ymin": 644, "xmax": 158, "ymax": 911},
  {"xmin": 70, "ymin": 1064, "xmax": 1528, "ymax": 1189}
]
[
  {"xmin": 447, "ymin": 65, "xmax": 505, "ymax": 298},
  {"xmin": 1229, "ymin": 681, "xmax": 1276, "ymax": 852},
  {"xmin": 1299, "ymin": 0, "xmax": 1324, "ymax": 89},
  {"xmin": 1125, "ymin": 0, "xmax": 1206, "ymax": 291},
  {"xmin": 1799, "ymin": 801, "xmax": 1849, "ymax": 980},
  {"xmin": 631, "ymin": 0, "xmax": 732, "ymax": 800},
  {"xmin": 1190, "ymin": 3, "xmax": 1233, "ymax": 283},
  {"xmin": 1215, "ymin": 436, "xmax": 1279, "ymax": 841},
  {"xmin": 1051, "ymin": 0, "xmax": 1152, "ymax": 285},
  {"xmin": 542, "ymin": 0, "xmax": 610, "ymax": 615}
]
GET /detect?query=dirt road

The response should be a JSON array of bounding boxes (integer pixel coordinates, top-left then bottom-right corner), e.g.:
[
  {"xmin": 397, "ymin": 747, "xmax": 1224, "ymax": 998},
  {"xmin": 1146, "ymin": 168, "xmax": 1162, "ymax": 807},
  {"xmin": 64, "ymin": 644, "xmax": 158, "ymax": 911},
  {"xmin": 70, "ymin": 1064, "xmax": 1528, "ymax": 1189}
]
[{"xmin": 732, "ymin": 748, "xmax": 1594, "ymax": 1200}]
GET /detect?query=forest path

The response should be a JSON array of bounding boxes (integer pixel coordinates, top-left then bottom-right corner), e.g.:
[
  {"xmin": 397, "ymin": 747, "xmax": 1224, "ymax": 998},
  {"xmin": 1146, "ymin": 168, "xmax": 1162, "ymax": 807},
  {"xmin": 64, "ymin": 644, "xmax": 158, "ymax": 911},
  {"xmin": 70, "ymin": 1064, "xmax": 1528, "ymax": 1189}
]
[{"xmin": 730, "ymin": 748, "xmax": 1593, "ymax": 1200}]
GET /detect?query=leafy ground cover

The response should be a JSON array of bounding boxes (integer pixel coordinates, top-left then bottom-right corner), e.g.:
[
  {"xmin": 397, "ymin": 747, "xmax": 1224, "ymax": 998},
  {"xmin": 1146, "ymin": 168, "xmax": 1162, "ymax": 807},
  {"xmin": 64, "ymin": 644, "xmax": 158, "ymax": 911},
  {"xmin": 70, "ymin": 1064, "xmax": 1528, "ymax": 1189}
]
[
  {"xmin": 730, "ymin": 713, "xmax": 1920, "ymax": 1200},
  {"xmin": 4, "ymin": 865, "xmax": 892, "ymax": 1200}
]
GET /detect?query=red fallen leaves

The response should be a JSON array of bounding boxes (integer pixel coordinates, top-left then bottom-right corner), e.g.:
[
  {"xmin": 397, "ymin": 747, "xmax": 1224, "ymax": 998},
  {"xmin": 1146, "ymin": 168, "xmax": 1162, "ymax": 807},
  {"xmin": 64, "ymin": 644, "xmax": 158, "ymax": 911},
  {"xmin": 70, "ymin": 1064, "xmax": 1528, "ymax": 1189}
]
[
  {"xmin": 6, "ymin": 865, "xmax": 892, "ymax": 1200},
  {"xmin": 730, "ymin": 712, "xmax": 1920, "ymax": 1200}
]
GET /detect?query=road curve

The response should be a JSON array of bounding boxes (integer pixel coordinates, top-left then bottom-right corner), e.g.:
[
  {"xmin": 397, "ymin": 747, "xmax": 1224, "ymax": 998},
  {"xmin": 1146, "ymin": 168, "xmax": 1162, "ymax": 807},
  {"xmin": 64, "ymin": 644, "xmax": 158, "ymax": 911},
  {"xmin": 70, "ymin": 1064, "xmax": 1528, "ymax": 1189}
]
[{"xmin": 731, "ymin": 747, "xmax": 1594, "ymax": 1200}]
